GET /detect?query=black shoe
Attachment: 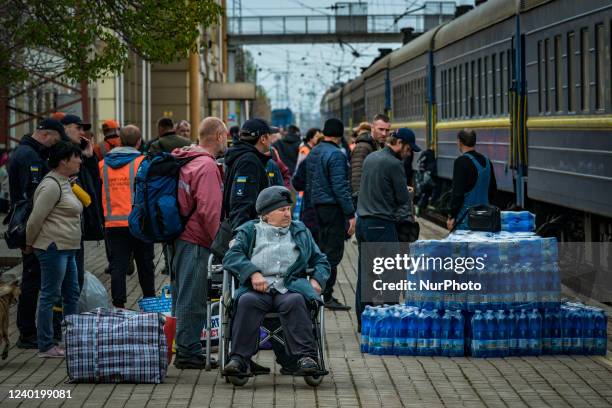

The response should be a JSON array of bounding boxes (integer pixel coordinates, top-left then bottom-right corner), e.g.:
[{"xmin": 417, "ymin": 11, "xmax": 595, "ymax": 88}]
[
  {"xmin": 280, "ymin": 364, "xmax": 298, "ymax": 375},
  {"xmin": 161, "ymin": 266, "xmax": 169, "ymax": 276},
  {"xmin": 16, "ymin": 336, "xmax": 38, "ymax": 349},
  {"xmin": 174, "ymin": 353, "xmax": 218, "ymax": 369},
  {"xmin": 250, "ymin": 359, "xmax": 270, "ymax": 375},
  {"xmin": 223, "ymin": 356, "xmax": 249, "ymax": 376},
  {"xmin": 324, "ymin": 298, "xmax": 351, "ymax": 311},
  {"xmin": 295, "ymin": 356, "xmax": 319, "ymax": 375},
  {"xmin": 104, "ymin": 266, "xmax": 111, "ymax": 275}
]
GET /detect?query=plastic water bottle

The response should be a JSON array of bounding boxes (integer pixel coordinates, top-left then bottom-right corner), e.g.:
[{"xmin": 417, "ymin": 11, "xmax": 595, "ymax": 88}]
[
  {"xmin": 360, "ymin": 306, "xmax": 373, "ymax": 353},
  {"xmin": 513, "ymin": 265, "xmax": 525, "ymax": 304},
  {"xmin": 500, "ymin": 264, "xmax": 513, "ymax": 307},
  {"xmin": 496, "ymin": 310, "xmax": 509, "ymax": 357},
  {"xmin": 441, "ymin": 310, "xmax": 452, "ymax": 357},
  {"xmin": 484, "ymin": 310, "xmax": 497, "ymax": 357},
  {"xmin": 417, "ymin": 309, "xmax": 432, "ymax": 356},
  {"xmin": 593, "ymin": 310, "xmax": 607, "ymax": 356},
  {"xmin": 508, "ymin": 310, "xmax": 518, "ymax": 356},
  {"xmin": 380, "ymin": 309, "xmax": 395, "ymax": 355},
  {"xmin": 405, "ymin": 308, "xmax": 419, "ymax": 356},
  {"xmin": 517, "ymin": 309, "xmax": 529, "ymax": 356},
  {"xmin": 582, "ymin": 308, "xmax": 595, "ymax": 355},
  {"xmin": 543, "ymin": 308, "xmax": 561, "ymax": 355},
  {"xmin": 431, "ymin": 309, "xmax": 441, "ymax": 356},
  {"xmin": 392, "ymin": 307, "xmax": 404, "ymax": 355},
  {"xmin": 561, "ymin": 306, "xmax": 572, "ymax": 354},
  {"xmin": 471, "ymin": 310, "xmax": 485, "ymax": 357},
  {"xmin": 524, "ymin": 263, "xmax": 538, "ymax": 306},
  {"xmin": 570, "ymin": 308, "xmax": 583, "ymax": 354},
  {"xmin": 451, "ymin": 311, "xmax": 465, "ymax": 357},
  {"xmin": 527, "ymin": 309, "xmax": 542, "ymax": 356},
  {"xmin": 369, "ymin": 308, "xmax": 387, "ymax": 355}
]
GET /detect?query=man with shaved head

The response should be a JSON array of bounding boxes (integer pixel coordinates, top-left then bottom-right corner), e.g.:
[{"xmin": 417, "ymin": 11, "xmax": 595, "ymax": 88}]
[
  {"xmin": 99, "ymin": 124, "xmax": 156, "ymax": 309},
  {"xmin": 170, "ymin": 116, "xmax": 227, "ymax": 369}
]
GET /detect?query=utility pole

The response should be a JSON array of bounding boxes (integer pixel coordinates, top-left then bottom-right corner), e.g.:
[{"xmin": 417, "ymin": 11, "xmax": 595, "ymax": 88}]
[{"xmin": 189, "ymin": 37, "xmax": 200, "ymax": 141}]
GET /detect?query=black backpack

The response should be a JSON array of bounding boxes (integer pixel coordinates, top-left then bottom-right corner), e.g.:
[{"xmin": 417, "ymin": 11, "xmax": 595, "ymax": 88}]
[{"xmin": 4, "ymin": 176, "xmax": 62, "ymax": 249}]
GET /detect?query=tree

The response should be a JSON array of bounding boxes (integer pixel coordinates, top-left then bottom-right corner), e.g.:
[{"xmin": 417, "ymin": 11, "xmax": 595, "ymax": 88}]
[{"xmin": 0, "ymin": 0, "xmax": 223, "ymax": 87}]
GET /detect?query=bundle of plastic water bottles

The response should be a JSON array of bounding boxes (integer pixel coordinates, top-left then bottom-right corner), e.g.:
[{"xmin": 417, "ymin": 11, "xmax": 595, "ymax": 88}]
[
  {"xmin": 470, "ymin": 303, "xmax": 607, "ymax": 357},
  {"xmin": 361, "ymin": 305, "xmax": 465, "ymax": 357},
  {"xmin": 406, "ymin": 230, "xmax": 561, "ymax": 311},
  {"xmin": 360, "ymin": 302, "xmax": 607, "ymax": 357},
  {"xmin": 501, "ymin": 211, "xmax": 535, "ymax": 232}
]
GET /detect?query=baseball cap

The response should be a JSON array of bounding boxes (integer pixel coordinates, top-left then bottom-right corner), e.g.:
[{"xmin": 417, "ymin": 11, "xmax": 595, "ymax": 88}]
[
  {"xmin": 102, "ymin": 119, "xmax": 120, "ymax": 130},
  {"xmin": 393, "ymin": 128, "xmax": 421, "ymax": 152},
  {"xmin": 37, "ymin": 118, "xmax": 69, "ymax": 141},
  {"xmin": 240, "ymin": 118, "xmax": 274, "ymax": 140},
  {"xmin": 61, "ymin": 114, "xmax": 91, "ymax": 131}
]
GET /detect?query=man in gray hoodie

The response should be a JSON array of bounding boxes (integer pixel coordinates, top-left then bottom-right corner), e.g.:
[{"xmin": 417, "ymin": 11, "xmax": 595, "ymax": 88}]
[{"xmin": 355, "ymin": 128, "xmax": 420, "ymax": 327}]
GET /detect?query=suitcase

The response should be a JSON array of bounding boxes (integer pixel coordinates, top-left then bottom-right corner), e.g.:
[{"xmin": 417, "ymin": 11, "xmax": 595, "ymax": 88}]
[{"xmin": 63, "ymin": 308, "xmax": 167, "ymax": 383}]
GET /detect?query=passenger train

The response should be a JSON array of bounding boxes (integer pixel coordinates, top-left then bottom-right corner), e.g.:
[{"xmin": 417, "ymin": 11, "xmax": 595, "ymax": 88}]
[{"xmin": 320, "ymin": 0, "xmax": 612, "ymax": 243}]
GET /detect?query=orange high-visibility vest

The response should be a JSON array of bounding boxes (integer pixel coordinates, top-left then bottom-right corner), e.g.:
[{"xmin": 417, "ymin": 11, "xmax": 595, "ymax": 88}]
[{"xmin": 99, "ymin": 155, "xmax": 144, "ymax": 228}]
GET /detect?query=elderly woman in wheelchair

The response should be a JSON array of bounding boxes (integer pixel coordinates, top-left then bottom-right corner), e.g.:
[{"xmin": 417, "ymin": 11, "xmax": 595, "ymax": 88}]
[{"xmin": 222, "ymin": 186, "xmax": 330, "ymax": 378}]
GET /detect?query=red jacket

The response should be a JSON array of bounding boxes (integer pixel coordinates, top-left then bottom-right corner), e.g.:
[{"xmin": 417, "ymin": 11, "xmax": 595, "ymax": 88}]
[{"xmin": 172, "ymin": 146, "xmax": 223, "ymax": 248}]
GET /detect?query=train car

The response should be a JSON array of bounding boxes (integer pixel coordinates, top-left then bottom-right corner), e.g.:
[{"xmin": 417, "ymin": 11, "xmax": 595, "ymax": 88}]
[
  {"xmin": 319, "ymin": 89, "xmax": 332, "ymax": 121},
  {"xmin": 363, "ymin": 54, "xmax": 391, "ymax": 120},
  {"xmin": 350, "ymin": 74, "xmax": 366, "ymax": 126},
  {"xmin": 271, "ymin": 108, "xmax": 294, "ymax": 129},
  {"xmin": 521, "ymin": 0, "xmax": 612, "ymax": 233},
  {"xmin": 328, "ymin": 87, "xmax": 343, "ymax": 121},
  {"xmin": 321, "ymin": 0, "xmax": 612, "ymax": 245},
  {"xmin": 389, "ymin": 28, "xmax": 438, "ymax": 157},
  {"xmin": 433, "ymin": 0, "xmax": 517, "ymax": 194},
  {"xmin": 342, "ymin": 82, "xmax": 352, "ymax": 131}
]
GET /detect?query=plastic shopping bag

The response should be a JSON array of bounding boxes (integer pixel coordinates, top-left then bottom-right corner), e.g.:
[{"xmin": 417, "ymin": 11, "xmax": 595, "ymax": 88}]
[{"xmin": 78, "ymin": 271, "xmax": 110, "ymax": 312}]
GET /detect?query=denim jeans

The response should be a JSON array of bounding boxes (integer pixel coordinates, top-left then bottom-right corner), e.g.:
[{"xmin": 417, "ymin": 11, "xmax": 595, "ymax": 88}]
[
  {"xmin": 170, "ymin": 239, "xmax": 209, "ymax": 358},
  {"xmin": 355, "ymin": 216, "xmax": 399, "ymax": 323},
  {"xmin": 34, "ymin": 243, "xmax": 80, "ymax": 352}
]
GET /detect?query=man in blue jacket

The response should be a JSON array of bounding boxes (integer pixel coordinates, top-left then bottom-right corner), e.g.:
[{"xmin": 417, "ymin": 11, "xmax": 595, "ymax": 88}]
[
  {"xmin": 303, "ymin": 118, "xmax": 355, "ymax": 310},
  {"xmin": 8, "ymin": 119, "xmax": 65, "ymax": 348}
]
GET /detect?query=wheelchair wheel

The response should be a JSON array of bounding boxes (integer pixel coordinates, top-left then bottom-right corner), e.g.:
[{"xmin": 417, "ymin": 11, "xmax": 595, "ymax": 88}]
[
  {"xmin": 304, "ymin": 375, "xmax": 323, "ymax": 387},
  {"xmin": 227, "ymin": 375, "xmax": 249, "ymax": 386}
]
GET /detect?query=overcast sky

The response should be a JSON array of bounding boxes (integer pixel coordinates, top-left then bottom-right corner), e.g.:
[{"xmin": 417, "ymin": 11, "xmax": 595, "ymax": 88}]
[{"xmin": 230, "ymin": 0, "xmax": 474, "ymax": 116}]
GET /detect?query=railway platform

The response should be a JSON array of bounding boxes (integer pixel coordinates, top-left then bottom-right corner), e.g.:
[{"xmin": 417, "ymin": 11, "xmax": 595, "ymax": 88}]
[{"xmin": 0, "ymin": 218, "xmax": 611, "ymax": 408}]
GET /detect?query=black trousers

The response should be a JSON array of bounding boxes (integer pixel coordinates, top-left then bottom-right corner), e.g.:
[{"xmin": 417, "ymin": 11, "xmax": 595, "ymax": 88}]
[
  {"xmin": 315, "ymin": 204, "xmax": 346, "ymax": 301},
  {"xmin": 106, "ymin": 227, "xmax": 155, "ymax": 306},
  {"xmin": 17, "ymin": 252, "xmax": 62, "ymax": 340},
  {"xmin": 231, "ymin": 291, "xmax": 317, "ymax": 360}
]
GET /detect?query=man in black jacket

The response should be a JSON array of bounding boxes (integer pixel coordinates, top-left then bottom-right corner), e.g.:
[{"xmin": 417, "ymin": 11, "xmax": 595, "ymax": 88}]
[
  {"xmin": 61, "ymin": 114, "xmax": 105, "ymax": 288},
  {"xmin": 273, "ymin": 124, "xmax": 300, "ymax": 174},
  {"xmin": 355, "ymin": 128, "xmax": 420, "ymax": 326},
  {"xmin": 8, "ymin": 119, "xmax": 65, "ymax": 348},
  {"xmin": 223, "ymin": 118, "xmax": 272, "ymax": 232}
]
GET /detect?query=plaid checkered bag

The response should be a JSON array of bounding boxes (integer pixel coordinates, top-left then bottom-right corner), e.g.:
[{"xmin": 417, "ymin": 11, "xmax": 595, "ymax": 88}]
[{"xmin": 63, "ymin": 308, "xmax": 167, "ymax": 383}]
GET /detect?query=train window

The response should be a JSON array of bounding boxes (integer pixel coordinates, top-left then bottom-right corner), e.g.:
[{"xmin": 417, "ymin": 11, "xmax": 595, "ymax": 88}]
[
  {"xmin": 459, "ymin": 65, "xmax": 463, "ymax": 117},
  {"xmin": 477, "ymin": 58, "xmax": 482, "ymax": 116},
  {"xmin": 471, "ymin": 60, "xmax": 475, "ymax": 116},
  {"xmin": 441, "ymin": 71, "xmax": 445, "ymax": 119},
  {"xmin": 453, "ymin": 66, "xmax": 458, "ymax": 119},
  {"xmin": 500, "ymin": 52, "xmax": 505, "ymax": 113},
  {"xmin": 544, "ymin": 39, "xmax": 550, "ymax": 113},
  {"xmin": 554, "ymin": 35, "xmax": 562, "ymax": 112},
  {"xmin": 465, "ymin": 62, "xmax": 469, "ymax": 117},
  {"xmin": 447, "ymin": 70, "xmax": 451, "ymax": 118},
  {"xmin": 568, "ymin": 31, "xmax": 576, "ymax": 112},
  {"xmin": 595, "ymin": 24, "xmax": 604, "ymax": 110},
  {"xmin": 507, "ymin": 49, "xmax": 513, "ymax": 94},
  {"xmin": 492, "ymin": 54, "xmax": 497, "ymax": 115},
  {"xmin": 537, "ymin": 41, "xmax": 542, "ymax": 112},
  {"xmin": 484, "ymin": 56, "xmax": 489, "ymax": 115},
  {"xmin": 580, "ymin": 28, "xmax": 590, "ymax": 111}
]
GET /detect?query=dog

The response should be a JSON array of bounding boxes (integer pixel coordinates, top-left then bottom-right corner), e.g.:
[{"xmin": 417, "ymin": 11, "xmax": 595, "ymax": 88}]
[{"xmin": 0, "ymin": 281, "xmax": 20, "ymax": 360}]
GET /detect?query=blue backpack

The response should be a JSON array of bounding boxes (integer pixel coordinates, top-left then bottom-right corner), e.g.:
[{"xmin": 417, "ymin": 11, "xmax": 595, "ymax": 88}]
[{"xmin": 128, "ymin": 153, "xmax": 196, "ymax": 243}]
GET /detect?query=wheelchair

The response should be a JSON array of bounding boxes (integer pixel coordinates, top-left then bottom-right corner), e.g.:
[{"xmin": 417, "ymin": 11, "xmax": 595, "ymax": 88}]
[{"xmin": 211, "ymin": 255, "xmax": 329, "ymax": 387}]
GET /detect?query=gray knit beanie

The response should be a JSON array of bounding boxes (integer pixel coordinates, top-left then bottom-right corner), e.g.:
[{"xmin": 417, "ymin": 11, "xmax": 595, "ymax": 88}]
[{"xmin": 256, "ymin": 186, "xmax": 293, "ymax": 215}]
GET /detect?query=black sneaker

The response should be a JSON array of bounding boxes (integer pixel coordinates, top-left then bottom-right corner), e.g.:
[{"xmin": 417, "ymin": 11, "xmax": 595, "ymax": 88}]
[
  {"xmin": 250, "ymin": 359, "xmax": 270, "ymax": 375},
  {"xmin": 174, "ymin": 353, "xmax": 218, "ymax": 370},
  {"xmin": 16, "ymin": 336, "xmax": 38, "ymax": 349},
  {"xmin": 296, "ymin": 356, "xmax": 319, "ymax": 375},
  {"xmin": 127, "ymin": 259, "xmax": 135, "ymax": 276},
  {"xmin": 324, "ymin": 298, "xmax": 351, "ymax": 311},
  {"xmin": 222, "ymin": 356, "xmax": 249, "ymax": 376}
]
